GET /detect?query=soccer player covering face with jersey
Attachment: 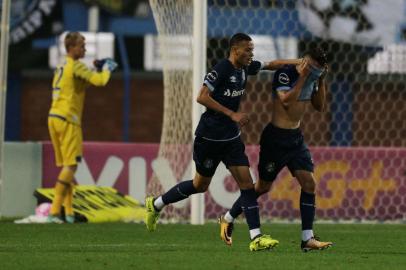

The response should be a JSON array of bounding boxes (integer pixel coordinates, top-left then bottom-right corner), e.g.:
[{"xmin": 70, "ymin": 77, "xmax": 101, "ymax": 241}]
[
  {"xmin": 219, "ymin": 47, "xmax": 333, "ymax": 252},
  {"xmin": 145, "ymin": 33, "xmax": 301, "ymax": 251}
]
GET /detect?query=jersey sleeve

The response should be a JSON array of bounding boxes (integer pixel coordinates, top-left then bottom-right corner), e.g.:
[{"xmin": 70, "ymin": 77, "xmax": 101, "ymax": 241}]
[
  {"xmin": 246, "ymin": 60, "xmax": 263, "ymax": 75},
  {"xmin": 203, "ymin": 60, "xmax": 228, "ymax": 92},
  {"xmin": 272, "ymin": 67, "xmax": 295, "ymax": 92},
  {"xmin": 299, "ymin": 73, "xmax": 320, "ymax": 101},
  {"xmin": 73, "ymin": 61, "xmax": 111, "ymax": 86}
]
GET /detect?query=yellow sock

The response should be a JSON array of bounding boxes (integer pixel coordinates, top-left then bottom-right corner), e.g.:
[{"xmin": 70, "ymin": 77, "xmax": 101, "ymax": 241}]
[
  {"xmin": 50, "ymin": 168, "xmax": 74, "ymax": 216},
  {"xmin": 50, "ymin": 182, "xmax": 68, "ymax": 216},
  {"xmin": 63, "ymin": 184, "xmax": 74, "ymax": 216}
]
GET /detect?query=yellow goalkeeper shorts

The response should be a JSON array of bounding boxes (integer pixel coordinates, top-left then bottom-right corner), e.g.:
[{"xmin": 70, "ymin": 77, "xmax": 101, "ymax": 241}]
[{"xmin": 48, "ymin": 115, "xmax": 83, "ymax": 167}]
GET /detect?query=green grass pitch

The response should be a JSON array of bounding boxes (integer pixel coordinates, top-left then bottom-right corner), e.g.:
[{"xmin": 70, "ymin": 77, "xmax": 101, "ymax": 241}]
[{"xmin": 0, "ymin": 222, "xmax": 405, "ymax": 270}]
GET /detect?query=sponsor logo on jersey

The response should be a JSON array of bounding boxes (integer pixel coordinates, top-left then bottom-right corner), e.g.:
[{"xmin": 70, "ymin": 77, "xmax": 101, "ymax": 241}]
[
  {"xmin": 278, "ymin": 73, "xmax": 290, "ymax": 84},
  {"xmin": 223, "ymin": 89, "xmax": 245, "ymax": 97},
  {"xmin": 206, "ymin": 70, "xmax": 218, "ymax": 82}
]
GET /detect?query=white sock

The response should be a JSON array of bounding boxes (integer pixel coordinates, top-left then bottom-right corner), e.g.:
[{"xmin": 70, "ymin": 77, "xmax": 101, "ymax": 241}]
[
  {"xmin": 153, "ymin": 196, "xmax": 165, "ymax": 211},
  {"xmin": 224, "ymin": 211, "xmax": 234, "ymax": 223},
  {"xmin": 302, "ymin": 230, "xmax": 314, "ymax": 241},
  {"xmin": 249, "ymin": 228, "xmax": 261, "ymax": 240}
]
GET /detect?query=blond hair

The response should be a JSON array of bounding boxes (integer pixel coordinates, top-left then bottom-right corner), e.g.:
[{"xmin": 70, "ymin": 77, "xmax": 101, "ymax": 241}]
[{"xmin": 64, "ymin": 32, "xmax": 84, "ymax": 52}]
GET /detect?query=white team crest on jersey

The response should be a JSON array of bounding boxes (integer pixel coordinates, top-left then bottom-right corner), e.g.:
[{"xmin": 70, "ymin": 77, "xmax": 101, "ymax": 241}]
[
  {"xmin": 229, "ymin": 76, "xmax": 237, "ymax": 83},
  {"xmin": 265, "ymin": 162, "xmax": 276, "ymax": 173},
  {"xmin": 203, "ymin": 159, "xmax": 214, "ymax": 169},
  {"xmin": 278, "ymin": 73, "xmax": 290, "ymax": 84},
  {"xmin": 207, "ymin": 70, "xmax": 218, "ymax": 82}
]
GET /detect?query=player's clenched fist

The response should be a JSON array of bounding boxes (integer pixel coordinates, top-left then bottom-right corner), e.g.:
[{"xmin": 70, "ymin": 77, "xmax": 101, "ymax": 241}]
[
  {"xmin": 93, "ymin": 58, "xmax": 118, "ymax": 72},
  {"xmin": 230, "ymin": 111, "xmax": 249, "ymax": 127}
]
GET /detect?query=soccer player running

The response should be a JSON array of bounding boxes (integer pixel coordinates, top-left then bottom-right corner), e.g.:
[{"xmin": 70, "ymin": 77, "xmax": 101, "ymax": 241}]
[
  {"xmin": 47, "ymin": 32, "xmax": 118, "ymax": 223},
  {"xmin": 145, "ymin": 33, "xmax": 301, "ymax": 251},
  {"xmin": 219, "ymin": 47, "xmax": 333, "ymax": 252}
]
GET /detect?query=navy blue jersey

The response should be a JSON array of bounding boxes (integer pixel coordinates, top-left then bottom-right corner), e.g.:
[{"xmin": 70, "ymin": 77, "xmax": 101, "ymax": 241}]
[
  {"xmin": 195, "ymin": 59, "xmax": 263, "ymax": 141},
  {"xmin": 272, "ymin": 64, "xmax": 322, "ymax": 101}
]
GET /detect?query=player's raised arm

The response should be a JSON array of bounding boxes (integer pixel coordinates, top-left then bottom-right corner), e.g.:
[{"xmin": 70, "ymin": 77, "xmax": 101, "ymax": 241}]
[
  {"xmin": 276, "ymin": 59, "xmax": 311, "ymax": 108},
  {"xmin": 262, "ymin": 58, "xmax": 302, "ymax": 70},
  {"xmin": 73, "ymin": 59, "xmax": 117, "ymax": 86}
]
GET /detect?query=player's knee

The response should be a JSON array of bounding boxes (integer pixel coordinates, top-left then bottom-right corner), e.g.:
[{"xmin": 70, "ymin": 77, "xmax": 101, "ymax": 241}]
[
  {"xmin": 238, "ymin": 181, "xmax": 254, "ymax": 190},
  {"xmin": 194, "ymin": 182, "xmax": 209, "ymax": 192},
  {"xmin": 254, "ymin": 179, "xmax": 272, "ymax": 195},
  {"xmin": 302, "ymin": 179, "xmax": 316, "ymax": 193},
  {"xmin": 256, "ymin": 187, "xmax": 270, "ymax": 196},
  {"xmin": 68, "ymin": 165, "xmax": 78, "ymax": 173},
  {"xmin": 193, "ymin": 174, "xmax": 211, "ymax": 192},
  {"xmin": 58, "ymin": 166, "xmax": 76, "ymax": 183},
  {"xmin": 255, "ymin": 185, "xmax": 271, "ymax": 196}
]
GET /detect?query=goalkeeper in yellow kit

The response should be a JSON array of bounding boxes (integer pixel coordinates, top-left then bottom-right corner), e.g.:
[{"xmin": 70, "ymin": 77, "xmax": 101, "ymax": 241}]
[{"xmin": 47, "ymin": 32, "xmax": 117, "ymax": 223}]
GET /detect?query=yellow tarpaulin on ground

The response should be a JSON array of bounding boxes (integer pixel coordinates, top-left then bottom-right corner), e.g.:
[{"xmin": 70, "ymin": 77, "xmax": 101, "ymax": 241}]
[{"xmin": 35, "ymin": 186, "xmax": 146, "ymax": 223}]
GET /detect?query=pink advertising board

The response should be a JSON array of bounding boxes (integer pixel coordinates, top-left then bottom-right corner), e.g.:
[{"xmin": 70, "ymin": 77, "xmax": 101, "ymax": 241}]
[{"xmin": 42, "ymin": 142, "xmax": 406, "ymax": 221}]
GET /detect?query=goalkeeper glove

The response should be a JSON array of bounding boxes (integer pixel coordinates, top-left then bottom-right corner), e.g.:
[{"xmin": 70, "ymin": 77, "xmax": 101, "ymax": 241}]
[
  {"xmin": 103, "ymin": 58, "xmax": 118, "ymax": 72},
  {"xmin": 93, "ymin": 59, "xmax": 105, "ymax": 72},
  {"xmin": 93, "ymin": 58, "xmax": 118, "ymax": 72}
]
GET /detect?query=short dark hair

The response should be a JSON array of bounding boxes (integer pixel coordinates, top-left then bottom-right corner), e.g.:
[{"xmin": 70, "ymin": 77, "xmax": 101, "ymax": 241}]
[
  {"xmin": 307, "ymin": 46, "xmax": 327, "ymax": 66},
  {"xmin": 229, "ymin": 33, "xmax": 252, "ymax": 49}
]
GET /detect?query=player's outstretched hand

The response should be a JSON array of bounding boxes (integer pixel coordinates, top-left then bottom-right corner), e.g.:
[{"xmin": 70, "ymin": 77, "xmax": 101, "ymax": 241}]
[
  {"xmin": 320, "ymin": 64, "xmax": 329, "ymax": 80},
  {"xmin": 102, "ymin": 58, "xmax": 118, "ymax": 72},
  {"xmin": 93, "ymin": 58, "xmax": 118, "ymax": 72},
  {"xmin": 298, "ymin": 58, "xmax": 310, "ymax": 77}
]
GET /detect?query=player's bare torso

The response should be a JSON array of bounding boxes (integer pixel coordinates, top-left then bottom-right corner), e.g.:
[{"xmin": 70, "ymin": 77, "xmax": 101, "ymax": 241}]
[{"xmin": 271, "ymin": 96, "xmax": 308, "ymax": 129}]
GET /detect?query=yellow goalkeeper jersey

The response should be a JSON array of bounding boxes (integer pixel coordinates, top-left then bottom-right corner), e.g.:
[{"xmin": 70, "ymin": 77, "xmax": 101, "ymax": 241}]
[{"xmin": 49, "ymin": 56, "xmax": 111, "ymax": 126}]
